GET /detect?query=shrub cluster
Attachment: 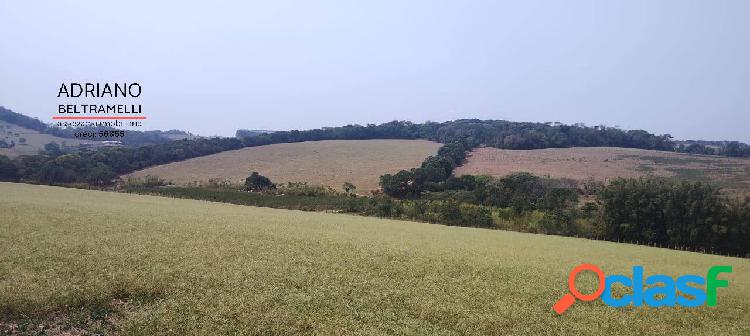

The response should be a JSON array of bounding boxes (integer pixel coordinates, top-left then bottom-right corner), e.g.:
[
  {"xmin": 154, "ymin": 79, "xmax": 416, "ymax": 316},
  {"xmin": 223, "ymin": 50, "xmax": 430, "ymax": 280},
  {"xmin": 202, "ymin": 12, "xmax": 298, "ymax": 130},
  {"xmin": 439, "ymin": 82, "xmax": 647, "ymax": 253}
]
[{"xmin": 599, "ymin": 178, "xmax": 750, "ymax": 255}]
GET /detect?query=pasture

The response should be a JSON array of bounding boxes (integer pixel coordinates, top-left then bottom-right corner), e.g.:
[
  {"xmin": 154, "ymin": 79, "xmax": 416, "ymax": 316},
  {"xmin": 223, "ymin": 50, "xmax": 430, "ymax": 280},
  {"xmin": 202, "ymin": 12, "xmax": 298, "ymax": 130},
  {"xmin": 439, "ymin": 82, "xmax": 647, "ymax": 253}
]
[
  {"xmin": 455, "ymin": 147, "xmax": 750, "ymax": 196},
  {"xmin": 0, "ymin": 183, "xmax": 747, "ymax": 335},
  {"xmin": 125, "ymin": 139, "xmax": 441, "ymax": 192},
  {"xmin": 0, "ymin": 120, "xmax": 95, "ymax": 158}
]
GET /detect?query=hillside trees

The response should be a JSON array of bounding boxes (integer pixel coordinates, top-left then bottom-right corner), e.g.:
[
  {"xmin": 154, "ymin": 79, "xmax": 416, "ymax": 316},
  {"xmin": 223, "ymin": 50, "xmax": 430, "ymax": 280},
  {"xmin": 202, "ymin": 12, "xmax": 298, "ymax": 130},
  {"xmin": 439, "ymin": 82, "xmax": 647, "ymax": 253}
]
[
  {"xmin": 379, "ymin": 140, "xmax": 470, "ymax": 198},
  {"xmin": 236, "ymin": 119, "xmax": 682, "ymax": 154},
  {"xmin": 42, "ymin": 142, "xmax": 64, "ymax": 156},
  {"xmin": 85, "ymin": 163, "xmax": 117, "ymax": 186},
  {"xmin": 467, "ymin": 173, "xmax": 579, "ymax": 213},
  {"xmin": 720, "ymin": 141, "xmax": 750, "ymax": 157},
  {"xmin": 599, "ymin": 178, "xmax": 749, "ymax": 255},
  {"xmin": 7, "ymin": 136, "xmax": 245, "ymax": 185},
  {"xmin": 427, "ymin": 120, "xmax": 676, "ymax": 151},
  {"xmin": 0, "ymin": 106, "xmax": 48, "ymax": 132},
  {"xmin": 0, "ymin": 155, "xmax": 18, "ymax": 181},
  {"xmin": 1, "ymin": 106, "xmax": 191, "ymax": 146}
]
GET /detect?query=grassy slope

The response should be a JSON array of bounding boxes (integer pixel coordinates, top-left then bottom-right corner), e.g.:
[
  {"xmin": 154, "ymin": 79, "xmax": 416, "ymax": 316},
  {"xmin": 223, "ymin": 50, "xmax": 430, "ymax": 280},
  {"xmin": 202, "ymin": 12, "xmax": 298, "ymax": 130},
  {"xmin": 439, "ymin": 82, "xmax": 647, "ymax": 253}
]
[
  {"xmin": 455, "ymin": 147, "xmax": 750, "ymax": 196},
  {"xmin": 124, "ymin": 139, "xmax": 442, "ymax": 192},
  {"xmin": 0, "ymin": 183, "xmax": 747, "ymax": 335},
  {"xmin": 0, "ymin": 120, "xmax": 94, "ymax": 158}
]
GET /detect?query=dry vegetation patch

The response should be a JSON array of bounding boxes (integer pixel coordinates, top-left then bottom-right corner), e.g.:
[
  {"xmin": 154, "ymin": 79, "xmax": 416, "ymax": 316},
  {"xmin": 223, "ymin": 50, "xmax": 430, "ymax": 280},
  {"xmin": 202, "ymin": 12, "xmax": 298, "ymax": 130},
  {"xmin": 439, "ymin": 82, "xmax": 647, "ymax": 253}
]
[
  {"xmin": 125, "ymin": 139, "xmax": 441, "ymax": 192},
  {"xmin": 455, "ymin": 147, "xmax": 750, "ymax": 196}
]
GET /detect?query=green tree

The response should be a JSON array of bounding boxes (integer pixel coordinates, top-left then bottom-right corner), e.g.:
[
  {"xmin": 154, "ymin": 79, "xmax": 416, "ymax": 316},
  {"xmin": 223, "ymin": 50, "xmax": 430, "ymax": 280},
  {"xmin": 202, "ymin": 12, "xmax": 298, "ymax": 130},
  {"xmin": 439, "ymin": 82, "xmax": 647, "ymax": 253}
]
[
  {"xmin": 43, "ymin": 142, "xmax": 63, "ymax": 156},
  {"xmin": 85, "ymin": 163, "xmax": 116, "ymax": 186},
  {"xmin": 380, "ymin": 170, "xmax": 419, "ymax": 198},
  {"xmin": 599, "ymin": 178, "xmax": 734, "ymax": 252},
  {"xmin": 0, "ymin": 155, "xmax": 19, "ymax": 181},
  {"xmin": 245, "ymin": 172, "xmax": 275, "ymax": 192},
  {"xmin": 342, "ymin": 182, "xmax": 356, "ymax": 194}
]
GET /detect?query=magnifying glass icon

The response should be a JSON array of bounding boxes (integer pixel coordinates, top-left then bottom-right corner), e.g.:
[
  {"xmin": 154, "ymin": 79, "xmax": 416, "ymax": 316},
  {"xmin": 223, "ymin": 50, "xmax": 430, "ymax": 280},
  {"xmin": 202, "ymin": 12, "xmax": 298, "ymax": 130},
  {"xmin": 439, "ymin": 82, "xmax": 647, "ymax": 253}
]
[{"xmin": 553, "ymin": 263, "xmax": 605, "ymax": 314}]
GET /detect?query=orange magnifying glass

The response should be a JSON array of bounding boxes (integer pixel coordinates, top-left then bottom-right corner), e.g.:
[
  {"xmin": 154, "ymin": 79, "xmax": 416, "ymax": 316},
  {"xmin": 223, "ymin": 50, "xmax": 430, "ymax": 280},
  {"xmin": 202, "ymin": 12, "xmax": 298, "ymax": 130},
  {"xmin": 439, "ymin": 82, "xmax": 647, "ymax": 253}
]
[{"xmin": 553, "ymin": 263, "xmax": 605, "ymax": 314}]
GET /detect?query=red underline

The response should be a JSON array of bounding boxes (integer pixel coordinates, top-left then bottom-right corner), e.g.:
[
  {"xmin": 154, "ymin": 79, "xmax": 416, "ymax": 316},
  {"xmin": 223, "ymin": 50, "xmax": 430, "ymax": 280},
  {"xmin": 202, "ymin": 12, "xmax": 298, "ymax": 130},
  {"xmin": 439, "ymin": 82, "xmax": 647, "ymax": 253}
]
[{"xmin": 52, "ymin": 116, "xmax": 147, "ymax": 120}]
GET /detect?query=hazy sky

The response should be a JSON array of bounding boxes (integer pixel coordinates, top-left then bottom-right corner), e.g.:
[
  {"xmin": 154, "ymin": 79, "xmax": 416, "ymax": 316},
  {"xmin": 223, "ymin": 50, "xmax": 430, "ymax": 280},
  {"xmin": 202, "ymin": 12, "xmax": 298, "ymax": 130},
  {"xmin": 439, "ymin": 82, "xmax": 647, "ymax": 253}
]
[{"xmin": 0, "ymin": 1, "xmax": 748, "ymax": 141}]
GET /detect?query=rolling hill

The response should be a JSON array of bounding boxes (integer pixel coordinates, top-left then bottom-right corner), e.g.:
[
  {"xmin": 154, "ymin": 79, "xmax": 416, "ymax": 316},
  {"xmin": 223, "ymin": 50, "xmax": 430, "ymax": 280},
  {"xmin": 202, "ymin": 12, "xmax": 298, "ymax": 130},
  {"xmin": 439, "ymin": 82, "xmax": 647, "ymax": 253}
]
[
  {"xmin": 0, "ymin": 183, "xmax": 747, "ymax": 335},
  {"xmin": 0, "ymin": 120, "xmax": 97, "ymax": 158},
  {"xmin": 125, "ymin": 139, "xmax": 442, "ymax": 192},
  {"xmin": 455, "ymin": 147, "xmax": 750, "ymax": 196}
]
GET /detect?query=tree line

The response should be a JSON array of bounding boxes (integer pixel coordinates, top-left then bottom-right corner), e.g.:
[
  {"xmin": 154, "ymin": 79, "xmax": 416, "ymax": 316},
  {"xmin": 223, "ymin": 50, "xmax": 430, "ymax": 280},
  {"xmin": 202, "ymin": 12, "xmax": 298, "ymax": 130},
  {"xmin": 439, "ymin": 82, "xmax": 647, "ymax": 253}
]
[
  {"xmin": 0, "ymin": 137, "xmax": 245, "ymax": 185},
  {"xmin": 124, "ymin": 171, "xmax": 749, "ymax": 257},
  {"xmin": 676, "ymin": 140, "xmax": 750, "ymax": 158},
  {"xmin": 599, "ymin": 178, "xmax": 749, "ymax": 256},
  {"xmin": 3, "ymin": 116, "xmax": 750, "ymax": 186},
  {"xmin": 4, "ymin": 105, "xmax": 750, "ymax": 158},
  {"xmin": 377, "ymin": 138, "xmax": 748, "ymax": 256}
]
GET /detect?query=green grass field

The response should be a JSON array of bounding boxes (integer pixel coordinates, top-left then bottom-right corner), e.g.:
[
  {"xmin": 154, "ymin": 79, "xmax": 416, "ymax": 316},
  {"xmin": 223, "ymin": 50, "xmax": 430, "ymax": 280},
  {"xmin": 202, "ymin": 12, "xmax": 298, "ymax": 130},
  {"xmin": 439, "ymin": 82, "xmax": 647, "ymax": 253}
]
[{"xmin": 1, "ymin": 183, "xmax": 747, "ymax": 335}]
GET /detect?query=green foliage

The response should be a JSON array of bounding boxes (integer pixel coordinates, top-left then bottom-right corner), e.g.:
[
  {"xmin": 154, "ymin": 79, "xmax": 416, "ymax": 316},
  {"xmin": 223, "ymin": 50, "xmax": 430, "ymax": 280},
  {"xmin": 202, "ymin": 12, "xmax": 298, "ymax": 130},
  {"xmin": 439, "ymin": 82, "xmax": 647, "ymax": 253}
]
[
  {"xmin": 431, "ymin": 120, "xmax": 675, "ymax": 151},
  {"xmin": 379, "ymin": 170, "xmax": 421, "ymax": 198},
  {"xmin": 472, "ymin": 173, "xmax": 579, "ymax": 213},
  {"xmin": 205, "ymin": 177, "xmax": 237, "ymax": 189},
  {"xmin": 0, "ymin": 155, "xmax": 19, "ymax": 181},
  {"xmin": 15, "ymin": 112, "xmax": 749, "ymax": 187},
  {"xmin": 278, "ymin": 182, "xmax": 336, "ymax": 196},
  {"xmin": 444, "ymin": 175, "xmax": 477, "ymax": 191},
  {"xmin": 13, "ymin": 136, "xmax": 245, "ymax": 185},
  {"xmin": 539, "ymin": 209, "xmax": 577, "ymax": 236},
  {"xmin": 85, "ymin": 163, "xmax": 117, "ymax": 186},
  {"xmin": 380, "ymin": 141, "xmax": 468, "ymax": 198},
  {"xmin": 42, "ymin": 142, "xmax": 63, "ymax": 156},
  {"xmin": 719, "ymin": 141, "xmax": 750, "ymax": 157},
  {"xmin": 36, "ymin": 154, "xmax": 80, "ymax": 183},
  {"xmin": 676, "ymin": 140, "xmax": 750, "ymax": 157},
  {"xmin": 456, "ymin": 203, "xmax": 494, "ymax": 227},
  {"xmin": 244, "ymin": 172, "xmax": 275, "ymax": 192},
  {"xmin": 600, "ymin": 178, "xmax": 749, "ymax": 255},
  {"xmin": 123, "ymin": 175, "xmax": 169, "ymax": 188},
  {"xmin": 342, "ymin": 182, "xmax": 357, "ymax": 194},
  {"xmin": 0, "ymin": 106, "xmax": 49, "ymax": 132},
  {"xmin": 126, "ymin": 173, "xmax": 749, "ymax": 256},
  {"xmin": 125, "ymin": 185, "xmax": 369, "ymax": 212}
]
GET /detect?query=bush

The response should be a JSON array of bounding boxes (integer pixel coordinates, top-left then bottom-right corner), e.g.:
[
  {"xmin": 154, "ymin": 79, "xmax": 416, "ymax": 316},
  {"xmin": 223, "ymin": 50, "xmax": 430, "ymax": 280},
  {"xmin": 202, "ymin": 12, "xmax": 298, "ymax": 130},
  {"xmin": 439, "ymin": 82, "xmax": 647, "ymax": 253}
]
[
  {"xmin": 367, "ymin": 196, "xmax": 402, "ymax": 217},
  {"xmin": 278, "ymin": 182, "xmax": 337, "ymax": 196},
  {"xmin": 206, "ymin": 178, "xmax": 237, "ymax": 189},
  {"xmin": 245, "ymin": 172, "xmax": 275, "ymax": 192},
  {"xmin": 539, "ymin": 210, "xmax": 577, "ymax": 235},
  {"xmin": 0, "ymin": 155, "xmax": 19, "ymax": 181},
  {"xmin": 458, "ymin": 204, "xmax": 494, "ymax": 228},
  {"xmin": 123, "ymin": 175, "xmax": 169, "ymax": 188},
  {"xmin": 85, "ymin": 163, "xmax": 117, "ymax": 186}
]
